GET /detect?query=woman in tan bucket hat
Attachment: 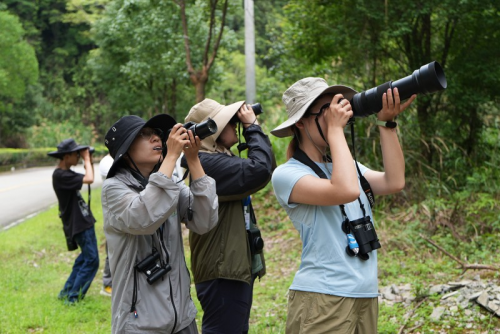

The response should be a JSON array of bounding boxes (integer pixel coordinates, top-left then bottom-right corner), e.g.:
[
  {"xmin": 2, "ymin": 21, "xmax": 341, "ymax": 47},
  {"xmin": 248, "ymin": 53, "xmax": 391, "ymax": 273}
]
[
  {"xmin": 271, "ymin": 77, "xmax": 416, "ymax": 333},
  {"xmin": 181, "ymin": 99, "xmax": 275, "ymax": 334}
]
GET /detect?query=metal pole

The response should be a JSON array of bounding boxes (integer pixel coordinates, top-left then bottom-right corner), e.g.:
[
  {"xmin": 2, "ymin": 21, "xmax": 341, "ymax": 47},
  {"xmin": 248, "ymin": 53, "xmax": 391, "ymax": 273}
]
[{"xmin": 244, "ymin": 0, "xmax": 256, "ymax": 103}]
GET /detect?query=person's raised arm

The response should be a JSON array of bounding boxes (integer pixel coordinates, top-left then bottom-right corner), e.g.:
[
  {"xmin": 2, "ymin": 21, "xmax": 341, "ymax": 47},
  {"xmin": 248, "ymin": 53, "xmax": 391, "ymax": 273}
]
[
  {"xmin": 159, "ymin": 124, "xmax": 191, "ymax": 178},
  {"xmin": 289, "ymin": 94, "xmax": 360, "ymax": 206},
  {"xmin": 364, "ymin": 87, "xmax": 416, "ymax": 195},
  {"xmin": 81, "ymin": 148, "xmax": 94, "ymax": 184},
  {"xmin": 182, "ymin": 130, "xmax": 205, "ymax": 180}
]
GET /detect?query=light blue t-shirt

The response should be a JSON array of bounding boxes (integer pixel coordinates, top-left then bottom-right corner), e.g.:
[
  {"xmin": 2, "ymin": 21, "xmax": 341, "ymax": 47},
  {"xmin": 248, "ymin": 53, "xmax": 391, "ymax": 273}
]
[{"xmin": 272, "ymin": 158, "xmax": 379, "ymax": 298}]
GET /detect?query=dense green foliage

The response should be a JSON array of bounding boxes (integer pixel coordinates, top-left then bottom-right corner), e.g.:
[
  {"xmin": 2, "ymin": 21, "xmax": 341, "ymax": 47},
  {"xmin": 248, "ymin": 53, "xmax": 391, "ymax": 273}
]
[
  {"xmin": 0, "ymin": 9, "xmax": 38, "ymax": 147},
  {"xmin": 1, "ymin": 0, "xmax": 497, "ymax": 209}
]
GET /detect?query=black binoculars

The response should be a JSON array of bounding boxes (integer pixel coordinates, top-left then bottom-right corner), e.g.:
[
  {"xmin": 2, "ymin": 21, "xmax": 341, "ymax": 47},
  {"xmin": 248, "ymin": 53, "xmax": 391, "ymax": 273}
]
[
  {"xmin": 135, "ymin": 251, "xmax": 171, "ymax": 285},
  {"xmin": 350, "ymin": 61, "xmax": 447, "ymax": 118},
  {"xmin": 342, "ymin": 216, "xmax": 381, "ymax": 260},
  {"xmin": 230, "ymin": 103, "xmax": 263, "ymax": 124},
  {"xmin": 167, "ymin": 117, "xmax": 218, "ymax": 140}
]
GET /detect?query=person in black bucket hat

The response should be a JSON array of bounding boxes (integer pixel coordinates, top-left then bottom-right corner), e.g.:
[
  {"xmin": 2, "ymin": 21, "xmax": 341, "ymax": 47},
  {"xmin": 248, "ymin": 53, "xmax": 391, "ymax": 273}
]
[
  {"xmin": 101, "ymin": 114, "xmax": 219, "ymax": 334},
  {"xmin": 48, "ymin": 138, "xmax": 99, "ymax": 305}
]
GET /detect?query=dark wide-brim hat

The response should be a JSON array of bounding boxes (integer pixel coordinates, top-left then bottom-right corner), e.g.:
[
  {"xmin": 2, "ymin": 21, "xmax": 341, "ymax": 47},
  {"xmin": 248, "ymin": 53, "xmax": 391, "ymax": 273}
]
[
  {"xmin": 104, "ymin": 114, "xmax": 177, "ymax": 178},
  {"xmin": 47, "ymin": 138, "xmax": 89, "ymax": 159}
]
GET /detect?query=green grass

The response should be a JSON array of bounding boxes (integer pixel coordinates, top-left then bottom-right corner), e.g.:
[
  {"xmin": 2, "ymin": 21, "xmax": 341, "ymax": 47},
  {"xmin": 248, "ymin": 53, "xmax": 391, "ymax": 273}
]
[
  {"xmin": 0, "ymin": 189, "xmax": 111, "ymax": 333},
  {"xmin": 1, "ymin": 187, "xmax": 500, "ymax": 333}
]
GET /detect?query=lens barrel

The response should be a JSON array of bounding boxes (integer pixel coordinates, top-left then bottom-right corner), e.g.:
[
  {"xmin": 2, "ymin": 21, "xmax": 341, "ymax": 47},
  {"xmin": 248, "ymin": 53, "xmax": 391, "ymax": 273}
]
[
  {"xmin": 186, "ymin": 117, "xmax": 218, "ymax": 140},
  {"xmin": 351, "ymin": 61, "xmax": 447, "ymax": 118},
  {"xmin": 230, "ymin": 103, "xmax": 263, "ymax": 124}
]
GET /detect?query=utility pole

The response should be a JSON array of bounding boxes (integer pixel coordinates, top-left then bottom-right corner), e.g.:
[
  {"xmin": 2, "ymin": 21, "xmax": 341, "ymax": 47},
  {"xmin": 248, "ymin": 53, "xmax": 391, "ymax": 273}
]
[{"xmin": 244, "ymin": 0, "xmax": 256, "ymax": 103}]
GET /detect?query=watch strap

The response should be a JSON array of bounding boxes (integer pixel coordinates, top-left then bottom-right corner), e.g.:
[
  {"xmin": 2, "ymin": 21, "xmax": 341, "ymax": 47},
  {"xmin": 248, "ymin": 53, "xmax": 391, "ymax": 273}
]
[{"xmin": 376, "ymin": 119, "xmax": 397, "ymax": 128}]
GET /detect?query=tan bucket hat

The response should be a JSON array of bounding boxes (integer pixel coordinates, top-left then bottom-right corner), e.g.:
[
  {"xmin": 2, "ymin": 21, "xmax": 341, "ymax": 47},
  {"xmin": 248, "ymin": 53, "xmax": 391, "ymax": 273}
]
[
  {"xmin": 185, "ymin": 98, "xmax": 245, "ymax": 152},
  {"xmin": 271, "ymin": 77, "xmax": 358, "ymax": 138}
]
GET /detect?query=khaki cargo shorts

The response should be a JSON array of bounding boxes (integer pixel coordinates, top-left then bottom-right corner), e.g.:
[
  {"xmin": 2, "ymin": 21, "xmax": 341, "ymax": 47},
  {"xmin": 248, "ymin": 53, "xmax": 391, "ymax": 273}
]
[{"xmin": 286, "ymin": 290, "xmax": 378, "ymax": 334}]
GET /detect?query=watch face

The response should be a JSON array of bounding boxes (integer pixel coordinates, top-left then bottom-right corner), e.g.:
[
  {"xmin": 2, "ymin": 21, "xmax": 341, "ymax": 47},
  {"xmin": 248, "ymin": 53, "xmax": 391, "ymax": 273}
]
[{"xmin": 386, "ymin": 121, "xmax": 397, "ymax": 129}]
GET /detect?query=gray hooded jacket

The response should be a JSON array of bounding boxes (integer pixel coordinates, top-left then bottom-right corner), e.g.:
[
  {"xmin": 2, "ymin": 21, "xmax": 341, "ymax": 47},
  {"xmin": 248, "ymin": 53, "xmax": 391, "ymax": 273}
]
[{"xmin": 102, "ymin": 168, "xmax": 218, "ymax": 333}]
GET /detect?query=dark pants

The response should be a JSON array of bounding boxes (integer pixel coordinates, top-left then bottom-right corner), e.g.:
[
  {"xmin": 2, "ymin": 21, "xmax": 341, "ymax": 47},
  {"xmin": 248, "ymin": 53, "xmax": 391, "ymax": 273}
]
[
  {"xmin": 103, "ymin": 242, "xmax": 112, "ymax": 287},
  {"xmin": 196, "ymin": 276, "xmax": 256, "ymax": 334},
  {"xmin": 60, "ymin": 227, "xmax": 99, "ymax": 302}
]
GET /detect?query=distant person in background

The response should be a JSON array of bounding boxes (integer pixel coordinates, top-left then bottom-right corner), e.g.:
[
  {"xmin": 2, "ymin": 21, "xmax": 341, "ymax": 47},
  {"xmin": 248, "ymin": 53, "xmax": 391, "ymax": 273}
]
[
  {"xmin": 98, "ymin": 153, "xmax": 114, "ymax": 297},
  {"xmin": 48, "ymin": 138, "xmax": 99, "ymax": 305}
]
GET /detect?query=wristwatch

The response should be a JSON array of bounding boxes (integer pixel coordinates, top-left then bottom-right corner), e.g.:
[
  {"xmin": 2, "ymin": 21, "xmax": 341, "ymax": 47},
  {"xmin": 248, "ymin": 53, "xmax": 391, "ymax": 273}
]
[{"xmin": 376, "ymin": 119, "xmax": 398, "ymax": 128}]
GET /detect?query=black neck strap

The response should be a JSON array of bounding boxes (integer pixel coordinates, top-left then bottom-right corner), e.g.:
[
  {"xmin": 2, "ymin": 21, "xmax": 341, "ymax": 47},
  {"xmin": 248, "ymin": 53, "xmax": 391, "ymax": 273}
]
[
  {"xmin": 348, "ymin": 122, "xmax": 375, "ymax": 208},
  {"xmin": 292, "ymin": 142, "xmax": 374, "ymax": 211}
]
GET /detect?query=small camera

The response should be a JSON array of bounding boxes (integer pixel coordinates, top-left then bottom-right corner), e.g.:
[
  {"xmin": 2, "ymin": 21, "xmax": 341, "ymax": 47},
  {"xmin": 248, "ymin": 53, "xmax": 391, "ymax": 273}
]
[
  {"xmin": 135, "ymin": 251, "xmax": 171, "ymax": 285},
  {"xmin": 230, "ymin": 103, "xmax": 263, "ymax": 124},
  {"xmin": 247, "ymin": 226, "xmax": 264, "ymax": 255},
  {"xmin": 65, "ymin": 235, "xmax": 78, "ymax": 251},
  {"xmin": 167, "ymin": 117, "xmax": 218, "ymax": 140}
]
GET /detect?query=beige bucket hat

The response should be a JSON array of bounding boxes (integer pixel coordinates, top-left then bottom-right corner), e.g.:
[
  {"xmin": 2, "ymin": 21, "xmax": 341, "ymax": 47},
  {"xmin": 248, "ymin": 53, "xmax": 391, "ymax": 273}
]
[
  {"xmin": 185, "ymin": 98, "xmax": 245, "ymax": 152},
  {"xmin": 271, "ymin": 77, "xmax": 358, "ymax": 138}
]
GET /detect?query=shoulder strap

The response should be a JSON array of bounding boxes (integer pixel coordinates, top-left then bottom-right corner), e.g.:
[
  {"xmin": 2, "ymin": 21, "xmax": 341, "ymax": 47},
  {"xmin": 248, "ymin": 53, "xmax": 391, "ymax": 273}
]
[
  {"xmin": 292, "ymin": 148, "xmax": 328, "ymax": 179},
  {"xmin": 349, "ymin": 122, "xmax": 375, "ymax": 208},
  {"xmin": 292, "ymin": 141, "xmax": 375, "ymax": 209}
]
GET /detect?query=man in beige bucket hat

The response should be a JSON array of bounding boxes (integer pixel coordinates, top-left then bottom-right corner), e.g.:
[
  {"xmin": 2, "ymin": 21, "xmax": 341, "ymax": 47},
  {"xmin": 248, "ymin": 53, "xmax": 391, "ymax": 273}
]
[
  {"xmin": 271, "ymin": 77, "xmax": 416, "ymax": 333},
  {"xmin": 181, "ymin": 98, "xmax": 275, "ymax": 334}
]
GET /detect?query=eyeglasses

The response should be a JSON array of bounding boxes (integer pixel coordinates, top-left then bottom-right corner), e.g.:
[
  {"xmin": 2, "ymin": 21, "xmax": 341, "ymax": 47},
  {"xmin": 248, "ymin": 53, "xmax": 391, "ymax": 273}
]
[{"xmin": 138, "ymin": 127, "xmax": 164, "ymax": 141}]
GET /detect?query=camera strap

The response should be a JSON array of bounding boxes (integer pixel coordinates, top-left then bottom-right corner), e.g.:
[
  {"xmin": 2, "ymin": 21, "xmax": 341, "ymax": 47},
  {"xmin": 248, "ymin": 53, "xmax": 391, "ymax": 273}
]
[
  {"xmin": 292, "ymin": 147, "xmax": 369, "ymax": 226},
  {"xmin": 348, "ymin": 122, "xmax": 375, "ymax": 209}
]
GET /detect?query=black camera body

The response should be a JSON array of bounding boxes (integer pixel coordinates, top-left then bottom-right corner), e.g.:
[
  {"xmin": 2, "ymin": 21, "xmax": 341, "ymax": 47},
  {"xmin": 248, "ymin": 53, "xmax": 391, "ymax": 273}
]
[
  {"xmin": 247, "ymin": 225, "xmax": 264, "ymax": 255},
  {"xmin": 343, "ymin": 216, "xmax": 381, "ymax": 256},
  {"xmin": 135, "ymin": 251, "xmax": 171, "ymax": 285},
  {"xmin": 167, "ymin": 117, "xmax": 218, "ymax": 140},
  {"xmin": 230, "ymin": 103, "xmax": 263, "ymax": 124},
  {"xmin": 350, "ymin": 61, "xmax": 447, "ymax": 118}
]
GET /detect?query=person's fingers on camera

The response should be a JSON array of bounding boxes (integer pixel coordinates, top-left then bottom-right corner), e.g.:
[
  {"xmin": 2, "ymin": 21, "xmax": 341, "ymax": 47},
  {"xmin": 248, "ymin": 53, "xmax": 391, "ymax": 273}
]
[
  {"xmin": 239, "ymin": 103, "xmax": 255, "ymax": 124},
  {"xmin": 400, "ymin": 94, "xmax": 417, "ymax": 112},
  {"xmin": 387, "ymin": 88, "xmax": 395, "ymax": 110},
  {"xmin": 186, "ymin": 130, "xmax": 196, "ymax": 146},
  {"xmin": 330, "ymin": 94, "xmax": 344, "ymax": 110},
  {"xmin": 80, "ymin": 149, "xmax": 89, "ymax": 160},
  {"xmin": 381, "ymin": 92, "xmax": 388, "ymax": 110},
  {"xmin": 169, "ymin": 123, "xmax": 184, "ymax": 138}
]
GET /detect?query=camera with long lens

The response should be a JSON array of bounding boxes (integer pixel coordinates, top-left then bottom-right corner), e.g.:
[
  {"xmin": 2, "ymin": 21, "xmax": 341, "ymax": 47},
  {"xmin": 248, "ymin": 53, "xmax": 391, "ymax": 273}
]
[
  {"xmin": 342, "ymin": 216, "xmax": 381, "ymax": 259},
  {"xmin": 348, "ymin": 61, "xmax": 447, "ymax": 118},
  {"xmin": 230, "ymin": 103, "xmax": 263, "ymax": 124},
  {"xmin": 247, "ymin": 225, "xmax": 264, "ymax": 255},
  {"xmin": 135, "ymin": 251, "xmax": 171, "ymax": 285},
  {"xmin": 167, "ymin": 117, "xmax": 218, "ymax": 140}
]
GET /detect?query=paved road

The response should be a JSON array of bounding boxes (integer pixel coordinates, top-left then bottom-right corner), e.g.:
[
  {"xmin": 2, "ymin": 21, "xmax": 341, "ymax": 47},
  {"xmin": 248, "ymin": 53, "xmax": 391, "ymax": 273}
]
[{"xmin": 0, "ymin": 164, "xmax": 104, "ymax": 231}]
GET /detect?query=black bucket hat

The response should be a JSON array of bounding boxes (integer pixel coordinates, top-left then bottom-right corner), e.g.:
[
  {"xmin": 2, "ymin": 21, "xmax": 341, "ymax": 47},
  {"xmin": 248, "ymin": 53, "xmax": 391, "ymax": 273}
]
[
  {"xmin": 104, "ymin": 114, "xmax": 177, "ymax": 178},
  {"xmin": 47, "ymin": 138, "xmax": 89, "ymax": 159}
]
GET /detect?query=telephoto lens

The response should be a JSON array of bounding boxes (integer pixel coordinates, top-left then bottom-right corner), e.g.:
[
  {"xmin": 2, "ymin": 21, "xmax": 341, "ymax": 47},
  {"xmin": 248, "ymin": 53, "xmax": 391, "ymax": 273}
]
[{"xmin": 350, "ymin": 61, "xmax": 447, "ymax": 118}]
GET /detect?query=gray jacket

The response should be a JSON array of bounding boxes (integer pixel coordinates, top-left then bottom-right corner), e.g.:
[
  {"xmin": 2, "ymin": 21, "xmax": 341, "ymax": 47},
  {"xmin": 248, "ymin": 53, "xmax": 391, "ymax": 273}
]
[{"xmin": 102, "ymin": 168, "xmax": 218, "ymax": 333}]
